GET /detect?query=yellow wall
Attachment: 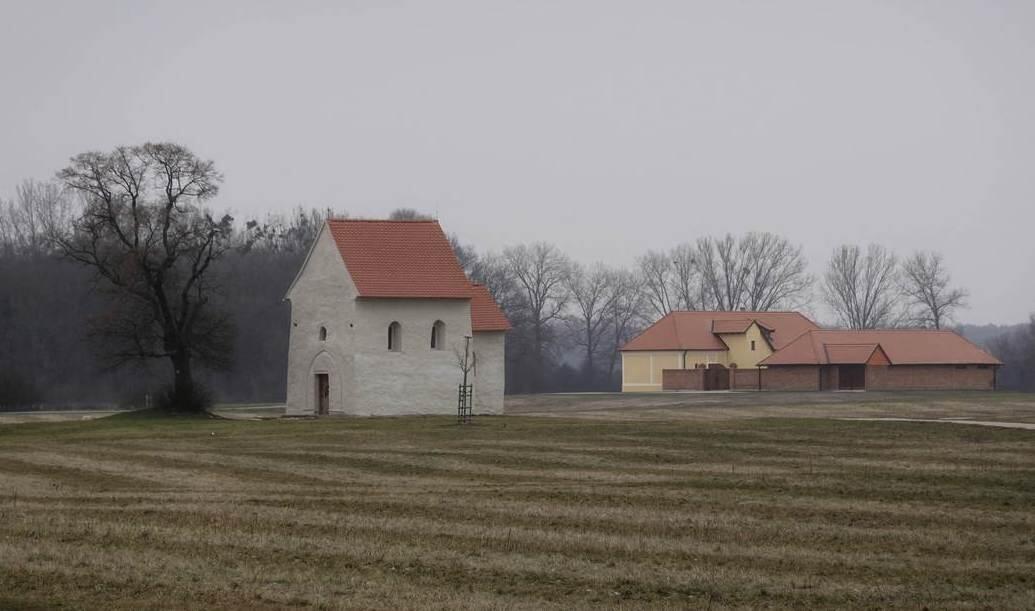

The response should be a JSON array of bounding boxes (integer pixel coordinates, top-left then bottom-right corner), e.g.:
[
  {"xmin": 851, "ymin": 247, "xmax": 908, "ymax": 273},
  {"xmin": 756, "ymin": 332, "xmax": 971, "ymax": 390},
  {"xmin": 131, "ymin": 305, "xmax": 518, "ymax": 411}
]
[
  {"xmin": 682, "ymin": 350, "xmax": 729, "ymax": 369},
  {"xmin": 621, "ymin": 351, "xmax": 681, "ymax": 391},
  {"xmin": 651, "ymin": 352, "xmax": 682, "ymax": 387},
  {"xmin": 621, "ymin": 323, "xmax": 774, "ymax": 392},
  {"xmin": 718, "ymin": 322, "xmax": 773, "ymax": 369},
  {"xmin": 622, "ymin": 353, "xmax": 653, "ymax": 389},
  {"xmin": 622, "ymin": 350, "xmax": 725, "ymax": 391}
]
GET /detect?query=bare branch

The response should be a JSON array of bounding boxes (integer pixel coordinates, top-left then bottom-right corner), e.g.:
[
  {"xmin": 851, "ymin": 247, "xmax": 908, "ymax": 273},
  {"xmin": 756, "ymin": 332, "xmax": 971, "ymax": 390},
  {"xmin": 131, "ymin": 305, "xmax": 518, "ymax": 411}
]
[
  {"xmin": 697, "ymin": 233, "xmax": 812, "ymax": 312},
  {"xmin": 822, "ymin": 244, "xmax": 903, "ymax": 329},
  {"xmin": 53, "ymin": 142, "xmax": 231, "ymax": 411},
  {"xmin": 900, "ymin": 251, "xmax": 968, "ymax": 329}
]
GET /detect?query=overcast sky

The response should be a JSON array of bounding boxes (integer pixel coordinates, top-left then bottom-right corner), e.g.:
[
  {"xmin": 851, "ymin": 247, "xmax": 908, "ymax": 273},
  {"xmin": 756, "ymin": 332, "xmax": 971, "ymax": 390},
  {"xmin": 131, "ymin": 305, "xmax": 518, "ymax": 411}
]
[{"xmin": 2, "ymin": 1, "xmax": 1033, "ymax": 324}]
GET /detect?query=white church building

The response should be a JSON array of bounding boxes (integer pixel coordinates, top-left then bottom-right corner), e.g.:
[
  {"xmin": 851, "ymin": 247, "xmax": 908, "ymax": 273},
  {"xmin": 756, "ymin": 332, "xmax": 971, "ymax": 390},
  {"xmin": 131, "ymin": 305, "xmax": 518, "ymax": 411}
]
[{"xmin": 284, "ymin": 219, "xmax": 509, "ymax": 416}]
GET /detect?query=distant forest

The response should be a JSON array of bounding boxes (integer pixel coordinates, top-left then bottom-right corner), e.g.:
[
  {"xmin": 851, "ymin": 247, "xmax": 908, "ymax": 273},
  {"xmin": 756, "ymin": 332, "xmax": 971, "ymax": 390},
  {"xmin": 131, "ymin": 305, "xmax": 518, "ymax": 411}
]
[{"xmin": 2, "ymin": 174, "xmax": 1033, "ymax": 408}]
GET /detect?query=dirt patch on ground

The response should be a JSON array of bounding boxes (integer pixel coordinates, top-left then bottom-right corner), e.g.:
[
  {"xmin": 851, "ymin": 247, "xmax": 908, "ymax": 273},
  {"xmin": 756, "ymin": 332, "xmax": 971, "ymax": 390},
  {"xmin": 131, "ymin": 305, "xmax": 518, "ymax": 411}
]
[
  {"xmin": 505, "ymin": 391, "xmax": 1035, "ymax": 423},
  {"xmin": 842, "ymin": 417, "xmax": 1035, "ymax": 430},
  {"xmin": 0, "ymin": 410, "xmax": 127, "ymax": 425}
]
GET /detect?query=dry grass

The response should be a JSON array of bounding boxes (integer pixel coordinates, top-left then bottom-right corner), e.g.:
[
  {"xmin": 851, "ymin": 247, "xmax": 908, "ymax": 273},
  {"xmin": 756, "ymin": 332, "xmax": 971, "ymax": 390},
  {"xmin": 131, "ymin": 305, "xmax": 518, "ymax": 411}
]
[
  {"xmin": 1, "ymin": 396, "xmax": 1034, "ymax": 609},
  {"xmin": 507, "ymin": 390, "xmax": 1035, "ymax": 423}
]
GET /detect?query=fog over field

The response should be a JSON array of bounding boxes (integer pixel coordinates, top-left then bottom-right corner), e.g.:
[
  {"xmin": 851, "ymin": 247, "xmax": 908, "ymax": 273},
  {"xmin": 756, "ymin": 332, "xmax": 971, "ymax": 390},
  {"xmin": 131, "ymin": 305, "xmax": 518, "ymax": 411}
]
[{"xmin": 2, "ymin": 1, "xmax": 1034, "ymax": 324}]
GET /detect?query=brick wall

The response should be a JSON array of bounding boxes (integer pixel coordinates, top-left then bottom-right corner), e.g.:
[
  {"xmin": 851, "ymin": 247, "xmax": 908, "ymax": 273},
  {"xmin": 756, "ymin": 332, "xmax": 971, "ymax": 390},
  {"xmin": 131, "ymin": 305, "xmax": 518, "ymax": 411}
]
[
  {"xmin": 731, "ymin": 368, "xmax": 762, "ymax": 390},
  {"xmin": 662, "ymin": 364, "xmax": 995, "ymax": 392},
  {"xmin": 819, "ymin": 366, "xmax": 839, "ymax": 390},
  {"xmin": 662, "ymin": 369, "xmax": 705, "ymax": 391},
  {"xmin": 867, "ymin": 365, "xmax": 995, "ymax": 390},
  {"xmin": 762, "ymin": 366, "xmax": 820, "ymax": 391}
]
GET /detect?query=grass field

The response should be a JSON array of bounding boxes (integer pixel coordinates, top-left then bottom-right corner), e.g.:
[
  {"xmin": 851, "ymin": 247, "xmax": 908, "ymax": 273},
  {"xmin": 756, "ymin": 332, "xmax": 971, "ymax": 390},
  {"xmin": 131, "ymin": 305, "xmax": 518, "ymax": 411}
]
[{"xmin": 1, "ymin": 395, "xmax": 1034, "ymax": 609}]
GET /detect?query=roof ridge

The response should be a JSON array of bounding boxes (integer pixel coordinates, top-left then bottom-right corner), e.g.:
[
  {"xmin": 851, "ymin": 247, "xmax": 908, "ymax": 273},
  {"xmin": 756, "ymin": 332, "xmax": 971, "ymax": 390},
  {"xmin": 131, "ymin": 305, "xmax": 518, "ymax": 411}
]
[
  {"xmin": 823, "ymin": 341, "xmax": 881, "ymax": 345},
  {"xmin": 811, "ymin": 328, "xmax": 957, "ymax": 333},
  {"xmin": 669, "ymin": 310, "xmax": 808, "ymax": 314},
  {"xmin": 328, "ymin": 218, "xmax": 439, "ymax": 224}
]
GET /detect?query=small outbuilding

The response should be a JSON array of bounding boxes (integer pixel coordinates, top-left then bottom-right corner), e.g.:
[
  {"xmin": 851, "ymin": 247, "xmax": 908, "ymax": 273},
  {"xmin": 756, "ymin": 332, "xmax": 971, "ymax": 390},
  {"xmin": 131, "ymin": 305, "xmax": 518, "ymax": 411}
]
[{"xmin": 757, "ymin": 329, "xmax": 1001, "ymax": 391}]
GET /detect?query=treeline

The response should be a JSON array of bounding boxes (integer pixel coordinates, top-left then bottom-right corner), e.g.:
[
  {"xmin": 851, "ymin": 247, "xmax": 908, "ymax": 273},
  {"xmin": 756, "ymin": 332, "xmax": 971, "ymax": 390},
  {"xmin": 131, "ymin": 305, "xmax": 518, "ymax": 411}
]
[
  {"xmin": 1, "ymin": 181, "xmax": 1033, "ymax": 408},
  {"xmin": 455, "ymin": 228, "xmax": 1004, "ymax": 393},
  {"xmin": 988, "ymin": 318, "xmax": 1035, "ymax": 392},
  {"xmin": 0, "ymin": 180, "xmax": 334, "ymax": 407}
]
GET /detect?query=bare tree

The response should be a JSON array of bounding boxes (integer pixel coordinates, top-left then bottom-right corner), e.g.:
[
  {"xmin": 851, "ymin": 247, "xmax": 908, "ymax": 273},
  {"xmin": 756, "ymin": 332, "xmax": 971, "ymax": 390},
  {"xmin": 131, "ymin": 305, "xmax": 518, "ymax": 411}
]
[
  {"xmin": 388, "ymin": 208, "xmax": 432, "ymax": 220},
  {"xmin": 987, "ymin": 316, "xmax": 1035, "ymax": 391},
  {"xmin": 823, "ymin": 244, "xmax": 902, "ymax": 329},
  {"xmin": 603, "ymin": 268, "xmax": 647, "ymax": 386},
  {"xmin": 695, "ymin": 235, "xmax": 743, "ymax": 310},
  {"xmin": 0, "ymin": 179, "xmax": 72, "ymax": 257},
  {"xmin": 636, "ymin": 244, "xmax": 708, "ymax": 318},
  {"xmin": 637, "ymin": 250, "xmax": 677, "ymax": 318},
  {"xmin": 670, "ymin": 243, "xmax": 707, "ymax": 311},
  {"xmin": 238, "ymin": 207, "xmax": 343, "ymax": 253},
  {"xmin": 503, "ymin": 242, "xmax": 571, "ymax": 391},
  {"xmin": 0, "ymin": 196, "xmax": 12, "ymax": 256},
  {"xmin": 564, "ymin": 262, "xmax": 615, "ymax": 386},
  {"xmin": 448, "ymin": 233, "xmax": 480, "ymax": 276},
  {"xmin": 470, "ymin": 252, "xmax": 523, "ymax": 316},
  {"xmin": 900, "ymin": 251, "xmax": 968, "ymax": 329},
  {"xmin": 453, "ymin": 338, "xmax": 477, "ymax": 381},
  {"xmin": 697, "ymin": 232, "xmax": 812, "ymax": 311},
  {"xmin": 52, "ymin": 143, "xmax": 234, "ymax": 412}
]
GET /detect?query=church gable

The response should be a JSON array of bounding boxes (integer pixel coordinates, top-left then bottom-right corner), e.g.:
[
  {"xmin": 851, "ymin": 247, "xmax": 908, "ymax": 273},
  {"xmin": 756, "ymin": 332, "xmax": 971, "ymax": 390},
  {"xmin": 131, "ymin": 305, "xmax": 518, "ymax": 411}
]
[{"xmin": 285, "ymin": 222, "xmax": 357, "ymax": 304}]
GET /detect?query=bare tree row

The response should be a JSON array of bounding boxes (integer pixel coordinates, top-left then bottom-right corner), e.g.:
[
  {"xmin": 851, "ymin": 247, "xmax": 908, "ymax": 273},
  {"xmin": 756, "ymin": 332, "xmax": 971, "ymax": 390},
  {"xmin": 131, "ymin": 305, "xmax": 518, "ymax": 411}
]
[
  {"xmin": 823, "ymin": 244, "xmax": 968, "ymax": 329},
  {"xmin": 637, "ymin": 233, "xmax": 812, "ymax": 317},
  {"xmin": 0, "ymin": 143, "xmax": 1013, "ymax": 405},
  {"xmin": 445, "ymin": 233, "xmax": 975, "ymax": 392}
]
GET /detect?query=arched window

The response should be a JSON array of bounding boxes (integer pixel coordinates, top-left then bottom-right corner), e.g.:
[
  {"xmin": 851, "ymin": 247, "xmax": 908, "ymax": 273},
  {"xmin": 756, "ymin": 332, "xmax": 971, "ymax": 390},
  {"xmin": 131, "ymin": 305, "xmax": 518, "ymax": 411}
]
[
  {"xmin": 388, "ymin": 321, "xmax": 402, "ymax": 352},
  {"xmin": 430, "ymin": 320, "xmax": 445, "ymax": 350},
  {"xmin": 319, "ymin": 326, "xmax": 327, "ymax": 341}
]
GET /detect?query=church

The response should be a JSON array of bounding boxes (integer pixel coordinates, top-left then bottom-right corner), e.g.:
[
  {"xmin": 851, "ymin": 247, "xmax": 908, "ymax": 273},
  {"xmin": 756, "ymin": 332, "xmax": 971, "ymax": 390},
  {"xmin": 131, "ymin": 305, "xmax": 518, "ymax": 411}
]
[{"xmin": 284, "ymin": 218, "xmax": 509, "ymax": 416}]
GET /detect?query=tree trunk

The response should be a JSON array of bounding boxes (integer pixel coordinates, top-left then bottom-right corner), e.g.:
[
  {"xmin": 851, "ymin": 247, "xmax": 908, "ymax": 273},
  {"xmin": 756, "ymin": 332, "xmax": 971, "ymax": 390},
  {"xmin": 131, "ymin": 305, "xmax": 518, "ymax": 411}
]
[
  {"xmin": 170, "ymin": 351, "xmax": 198, "ymax": 412},
  {"xmin": 584, "ymin": 337, "xmax": 595, "ymax": 389},
  {"xmin": 533, "ymin": 322, "xmax": 544, "ymax": 392}
]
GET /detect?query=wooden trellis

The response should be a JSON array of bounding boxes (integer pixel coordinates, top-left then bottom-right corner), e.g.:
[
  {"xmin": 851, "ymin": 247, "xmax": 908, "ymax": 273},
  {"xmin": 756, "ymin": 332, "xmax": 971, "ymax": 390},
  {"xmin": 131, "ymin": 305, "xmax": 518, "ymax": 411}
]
[{"xmin": 457, "ymin": 384, "xmax": 473, "ymax": 424}]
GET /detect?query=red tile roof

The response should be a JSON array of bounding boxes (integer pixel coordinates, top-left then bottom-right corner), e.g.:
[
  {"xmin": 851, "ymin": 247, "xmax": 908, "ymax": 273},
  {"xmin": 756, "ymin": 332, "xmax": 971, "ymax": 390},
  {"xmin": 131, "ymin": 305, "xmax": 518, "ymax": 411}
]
[
  {"xmin": 470, "ymin": 284, "xmax": 511, "ymax": 332},
  {"xmin": 327, "ymin": 219, "xmax": 473, "ymax": 298},
  {"xmin": 621, "ymin": 311, "xmax": 820, "ymax": 352},
  {"xmin": 759, "ymin": 330, "xmax": 1002, "ymax": 366},
  {"xmin": 823, "ymin": 344, "xmax": 880, "ymax": 364},
  {"xmin": 711, "ymin": 319, "xmax": 754, "ymax": 334}
]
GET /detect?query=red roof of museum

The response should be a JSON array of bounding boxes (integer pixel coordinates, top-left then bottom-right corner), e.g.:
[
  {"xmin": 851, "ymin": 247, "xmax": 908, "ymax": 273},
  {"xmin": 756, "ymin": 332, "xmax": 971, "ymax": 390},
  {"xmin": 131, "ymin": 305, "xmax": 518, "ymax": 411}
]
[
  {"xmin": 823, "ymin": 343, "xmax": 883, "ymax": 364},
  {"xmin": 328, "ymin": 219, "xmax": 474, "ymax": 299},
  {"xmin": 711, "ymin": 319, "xmax": 755, "ymax": 334},
  {"xmin": 621, "ymin": 311, "xmax": 820, "ymax": 352},
  {"xmin": 758, "ymin": 329, "xmax": 1002, "ymax": 366},
  {"xmin": 470, "ymin": 283, "xmax": 511, "ymax": 332}
]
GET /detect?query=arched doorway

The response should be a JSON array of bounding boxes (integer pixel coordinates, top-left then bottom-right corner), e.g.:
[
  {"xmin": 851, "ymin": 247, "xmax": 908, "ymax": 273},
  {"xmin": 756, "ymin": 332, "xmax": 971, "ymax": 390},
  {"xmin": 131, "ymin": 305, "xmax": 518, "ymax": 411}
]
[{"xmin": 308, "ymin": 351, "xmax": 342, "ymax": 415}]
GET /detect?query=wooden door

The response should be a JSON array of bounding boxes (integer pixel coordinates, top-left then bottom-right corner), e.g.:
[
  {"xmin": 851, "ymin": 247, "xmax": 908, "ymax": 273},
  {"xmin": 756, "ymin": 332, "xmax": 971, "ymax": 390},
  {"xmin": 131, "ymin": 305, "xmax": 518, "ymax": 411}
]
[
  {"xmin": 705, "ymin": 365, "xmax": 730, "ymax": 391},
  {"xmin": 316, "ymin": 374, "xmax": 329, "ymax": 415},
  {"xmin": 838, "ymin": 365, "xmax": 865, "ymax": 390}
]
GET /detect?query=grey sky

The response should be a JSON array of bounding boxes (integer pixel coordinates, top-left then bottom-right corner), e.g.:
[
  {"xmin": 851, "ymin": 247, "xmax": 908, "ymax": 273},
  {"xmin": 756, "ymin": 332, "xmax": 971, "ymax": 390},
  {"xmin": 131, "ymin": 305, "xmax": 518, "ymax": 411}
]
[{"xmin": 2, "ymin": 1, "xmax": 1033, "ymax": 324}]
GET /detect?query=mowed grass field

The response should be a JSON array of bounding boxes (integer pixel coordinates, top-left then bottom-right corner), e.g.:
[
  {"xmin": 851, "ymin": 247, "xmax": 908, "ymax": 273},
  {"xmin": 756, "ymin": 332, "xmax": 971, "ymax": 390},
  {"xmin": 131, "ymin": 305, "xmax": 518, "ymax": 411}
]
[{"xmin": 1, "ymin": 395, "xmax": 1035, "ymax": 609}]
